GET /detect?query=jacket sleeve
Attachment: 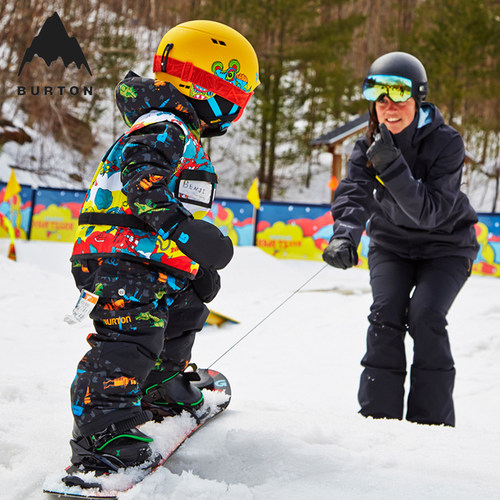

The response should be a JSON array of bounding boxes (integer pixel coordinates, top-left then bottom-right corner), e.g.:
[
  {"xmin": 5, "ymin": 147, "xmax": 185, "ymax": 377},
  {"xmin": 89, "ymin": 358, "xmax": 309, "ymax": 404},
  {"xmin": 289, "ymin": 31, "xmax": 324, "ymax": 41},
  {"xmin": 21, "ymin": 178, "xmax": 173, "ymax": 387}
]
[
  {"xmin": 120, "ymin": 121, "xmax": 191, "ymax": 236},
  {"xmin": 376, "ymin": 128, "xmax": 465, "ymax": 229},
  {"xmin": 331, "ymin": 138, "xmax": 376, "ymax": 246}
]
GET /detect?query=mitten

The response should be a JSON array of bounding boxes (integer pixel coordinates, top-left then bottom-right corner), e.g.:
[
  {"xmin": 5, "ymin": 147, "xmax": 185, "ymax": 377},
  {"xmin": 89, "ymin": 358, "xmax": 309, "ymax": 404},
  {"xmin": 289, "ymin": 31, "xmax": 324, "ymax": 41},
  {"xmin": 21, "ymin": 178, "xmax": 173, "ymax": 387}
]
[
  {"xmin": 172, "ymin": 218, "xmax": 233, "ymax": 270},
  {"xmin": 192, "ymin": 266, "xmax": 221, "ymax": 303}
]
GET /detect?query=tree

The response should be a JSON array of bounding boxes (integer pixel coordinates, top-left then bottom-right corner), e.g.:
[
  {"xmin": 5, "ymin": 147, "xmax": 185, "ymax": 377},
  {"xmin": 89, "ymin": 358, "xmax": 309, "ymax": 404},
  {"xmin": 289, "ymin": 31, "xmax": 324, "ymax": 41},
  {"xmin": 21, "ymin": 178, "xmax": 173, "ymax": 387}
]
[
  {"xmin": 197, "ymin": 0, "xmax": 363, "ymax": 199},
  {"xmin": 292, "ymin": 1, "xmax": 365, "ymax": 188},
  {"xmin": 1, "ymin": 0, "xmax": 498, "ymax": 204},
  {"xmin": 0, "ymin": 0, "xmax": 141, "ymax": 182},
  {"xmin": 400, "ymin": 0, "xmax": 500, "ymax": 211},
  {"xmin": 402, "ymin": 0, "xmax": 499, "ymax": 130}
]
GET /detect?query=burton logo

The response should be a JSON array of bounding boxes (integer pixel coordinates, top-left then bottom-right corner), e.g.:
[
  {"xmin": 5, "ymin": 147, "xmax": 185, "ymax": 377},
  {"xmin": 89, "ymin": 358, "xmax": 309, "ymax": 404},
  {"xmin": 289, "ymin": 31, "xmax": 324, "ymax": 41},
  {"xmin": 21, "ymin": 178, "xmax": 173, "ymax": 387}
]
[{"xmin": 17, "ymin": 12, "xmax": 92, "ymax": 76}]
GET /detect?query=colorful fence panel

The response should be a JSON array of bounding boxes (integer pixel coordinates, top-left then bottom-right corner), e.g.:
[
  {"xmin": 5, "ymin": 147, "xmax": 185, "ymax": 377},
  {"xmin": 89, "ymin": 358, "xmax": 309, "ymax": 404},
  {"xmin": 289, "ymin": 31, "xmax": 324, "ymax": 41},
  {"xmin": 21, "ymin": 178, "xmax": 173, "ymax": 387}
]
[
  {"xmin": 1, "ymin": 183, "xmax": 500, "ymax": 277},
  {"xmin": 207, "ymin": 199, "xmax": 255, "ymax": 246},
  {"xmin": 30, "ymin": 188, "xmax": 86, "ymax": 242},
  {"xmin": 0, "ymin": 182, "xmax": 34, "ymax": 239},
  {"xmin": 255, "ymin": 201, "xmax": 334, "ymax": 260},
  {"xmin": 474, "ymin": 214, "xmax": 500, "ymax": 277}
]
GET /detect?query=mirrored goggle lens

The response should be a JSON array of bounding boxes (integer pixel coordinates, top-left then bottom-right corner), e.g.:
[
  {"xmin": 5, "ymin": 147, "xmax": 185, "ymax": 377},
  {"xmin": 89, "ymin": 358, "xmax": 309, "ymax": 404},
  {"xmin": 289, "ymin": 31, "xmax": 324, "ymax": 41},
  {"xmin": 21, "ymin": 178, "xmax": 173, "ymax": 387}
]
[{"xmin": 362, "ymin": 75, "xmax": 413, "ymax": 103}]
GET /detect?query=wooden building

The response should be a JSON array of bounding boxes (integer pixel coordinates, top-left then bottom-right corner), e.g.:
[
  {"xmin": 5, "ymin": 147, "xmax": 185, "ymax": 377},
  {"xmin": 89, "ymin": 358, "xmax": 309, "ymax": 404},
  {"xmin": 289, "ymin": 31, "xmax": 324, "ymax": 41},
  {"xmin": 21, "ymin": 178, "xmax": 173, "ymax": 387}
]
[
  {"xmin": 312, "ymin": 111, "xmax": 476, "ymax": 201},
  {"xmin": 311, "ymin": 112, "xmax": 369, "ymax": 200}
]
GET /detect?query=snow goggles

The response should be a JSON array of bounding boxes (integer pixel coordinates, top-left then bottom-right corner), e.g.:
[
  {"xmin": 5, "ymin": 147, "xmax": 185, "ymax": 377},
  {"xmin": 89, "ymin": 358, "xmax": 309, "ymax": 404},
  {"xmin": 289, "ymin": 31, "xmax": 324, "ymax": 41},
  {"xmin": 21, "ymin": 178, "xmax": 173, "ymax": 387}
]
[
  {"xmin": 362, "ymin": 74, "xmax": 413, "ymax": 103},
  {"xmin": 153, "ymin": 54, "xmax": 253, "ymax": 120}
]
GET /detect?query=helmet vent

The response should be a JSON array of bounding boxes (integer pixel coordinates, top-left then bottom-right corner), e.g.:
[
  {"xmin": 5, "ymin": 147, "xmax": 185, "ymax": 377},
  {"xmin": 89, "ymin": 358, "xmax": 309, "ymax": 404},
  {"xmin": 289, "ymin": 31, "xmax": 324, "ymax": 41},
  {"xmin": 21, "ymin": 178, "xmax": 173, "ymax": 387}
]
[{"xmin": 211, "ymin": 39, "xmax": 226, "ymax": 46}]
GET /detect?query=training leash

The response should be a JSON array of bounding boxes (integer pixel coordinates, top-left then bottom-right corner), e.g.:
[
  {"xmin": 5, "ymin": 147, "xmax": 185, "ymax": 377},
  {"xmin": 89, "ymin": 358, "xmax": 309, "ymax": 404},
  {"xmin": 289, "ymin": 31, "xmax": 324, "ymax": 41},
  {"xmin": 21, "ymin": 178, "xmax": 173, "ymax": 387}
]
[{"xmin": 208, "ymin": 263, "xmax": 329, "ymax": 368}]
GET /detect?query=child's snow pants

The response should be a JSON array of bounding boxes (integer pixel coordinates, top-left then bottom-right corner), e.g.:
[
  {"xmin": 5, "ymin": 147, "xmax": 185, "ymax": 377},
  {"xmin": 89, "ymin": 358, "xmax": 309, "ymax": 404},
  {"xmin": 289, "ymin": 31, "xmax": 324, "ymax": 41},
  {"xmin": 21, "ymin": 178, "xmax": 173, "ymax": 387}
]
[{"xmin": 70, "ymin": 258, "xmax": 208, "ymax": 436}]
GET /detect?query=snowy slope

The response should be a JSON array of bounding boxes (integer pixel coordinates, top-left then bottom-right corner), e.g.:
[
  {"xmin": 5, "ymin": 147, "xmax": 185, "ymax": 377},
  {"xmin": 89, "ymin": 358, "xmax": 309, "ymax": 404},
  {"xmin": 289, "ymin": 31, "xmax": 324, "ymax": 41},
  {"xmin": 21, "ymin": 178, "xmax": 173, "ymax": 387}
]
[{"xmin": 1, "ymin": 241, "xmax": 499, "ymax": 499}]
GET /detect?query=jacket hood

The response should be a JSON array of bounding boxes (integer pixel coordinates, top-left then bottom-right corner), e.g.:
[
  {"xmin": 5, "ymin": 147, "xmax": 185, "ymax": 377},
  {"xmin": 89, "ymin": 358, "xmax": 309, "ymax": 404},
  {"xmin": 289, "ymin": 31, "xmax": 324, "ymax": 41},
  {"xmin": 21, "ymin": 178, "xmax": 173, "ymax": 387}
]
[{"xmin": 115, "ymin": 71, "xmax": 201, "ymax": 131}]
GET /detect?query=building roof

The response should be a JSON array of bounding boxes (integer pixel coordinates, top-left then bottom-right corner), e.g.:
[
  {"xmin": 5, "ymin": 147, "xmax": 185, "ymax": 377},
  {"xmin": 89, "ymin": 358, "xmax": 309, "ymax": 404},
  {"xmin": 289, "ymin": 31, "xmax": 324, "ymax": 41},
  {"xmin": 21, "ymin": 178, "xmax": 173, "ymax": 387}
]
[
  {"xmin": 312, "ymin": 112, "xmax": 477, "ymax": 164},
  {"xmin": 311, "ymin": 112, "xmax": 370, "ymax": 146}
]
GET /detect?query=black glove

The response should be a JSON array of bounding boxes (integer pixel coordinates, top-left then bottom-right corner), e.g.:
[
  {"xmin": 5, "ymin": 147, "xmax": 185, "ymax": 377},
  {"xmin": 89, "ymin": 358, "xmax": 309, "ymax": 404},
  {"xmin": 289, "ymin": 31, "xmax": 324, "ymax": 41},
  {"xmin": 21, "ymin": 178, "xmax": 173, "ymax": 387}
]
[
  {"xmin": 322, "ymin": 238, "xmax": 358, "ymax": 269},
  {"xmin": 192, "ymin": 266, "xmax": 221, "ymax": 303},
  {"xmin": 366, "ymin": 123, "xmax": 401, "ymax": 174},
  {"xmin": 172, "ymin": 218, "xmax": 233, "ymax": 270}
]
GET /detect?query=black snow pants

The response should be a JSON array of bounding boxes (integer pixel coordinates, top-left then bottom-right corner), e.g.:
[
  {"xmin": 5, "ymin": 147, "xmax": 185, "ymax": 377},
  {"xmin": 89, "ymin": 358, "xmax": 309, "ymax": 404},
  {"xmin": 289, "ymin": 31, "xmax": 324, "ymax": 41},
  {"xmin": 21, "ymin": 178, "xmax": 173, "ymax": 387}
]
[
  {"xmin": 70, "ymin": 258, "xmax": 209, "ymax": 436},
  {"xmin": 358, "ymin": 248, "xmax": 472, "ymax": 426}
]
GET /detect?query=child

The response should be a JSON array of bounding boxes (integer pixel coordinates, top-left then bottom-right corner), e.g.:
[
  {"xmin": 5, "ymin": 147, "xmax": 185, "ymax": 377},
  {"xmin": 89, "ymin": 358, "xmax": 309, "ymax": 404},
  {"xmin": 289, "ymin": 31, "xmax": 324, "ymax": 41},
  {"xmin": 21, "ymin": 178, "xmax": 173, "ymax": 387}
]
[{"xmin": 67, "ymin": 20, "xmax": 259, "ymax": 473}]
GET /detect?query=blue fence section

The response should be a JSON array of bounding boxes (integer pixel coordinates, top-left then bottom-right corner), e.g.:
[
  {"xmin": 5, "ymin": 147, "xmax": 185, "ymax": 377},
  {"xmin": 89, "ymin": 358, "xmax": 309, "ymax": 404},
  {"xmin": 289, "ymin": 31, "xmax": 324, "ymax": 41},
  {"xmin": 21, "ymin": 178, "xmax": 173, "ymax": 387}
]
[{"xmin": 1, "ymin": 182, "xmax": 500, "ymax": 277}]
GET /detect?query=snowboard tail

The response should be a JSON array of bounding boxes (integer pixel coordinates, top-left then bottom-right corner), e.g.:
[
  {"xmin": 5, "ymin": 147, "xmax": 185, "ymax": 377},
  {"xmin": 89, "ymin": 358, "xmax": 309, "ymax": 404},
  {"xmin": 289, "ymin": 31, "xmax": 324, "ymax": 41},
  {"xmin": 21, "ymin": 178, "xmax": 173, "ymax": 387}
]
[{"xmin": 43, "ymin": 369, "xmax": 230, "ymax": 499}]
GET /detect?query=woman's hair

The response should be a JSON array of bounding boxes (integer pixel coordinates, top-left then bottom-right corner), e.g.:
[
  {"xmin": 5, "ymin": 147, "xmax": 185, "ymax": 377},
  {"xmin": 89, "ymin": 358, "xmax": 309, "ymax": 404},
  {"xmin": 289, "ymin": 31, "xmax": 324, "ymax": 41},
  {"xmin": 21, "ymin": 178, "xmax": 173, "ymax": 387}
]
[
  {"xmin": 366, "ymin": 103, "xmax": 379, "ymax": 144},
  {"xmin": 365, "ymin": 104, "xmax": 378, "ymax": 167}
]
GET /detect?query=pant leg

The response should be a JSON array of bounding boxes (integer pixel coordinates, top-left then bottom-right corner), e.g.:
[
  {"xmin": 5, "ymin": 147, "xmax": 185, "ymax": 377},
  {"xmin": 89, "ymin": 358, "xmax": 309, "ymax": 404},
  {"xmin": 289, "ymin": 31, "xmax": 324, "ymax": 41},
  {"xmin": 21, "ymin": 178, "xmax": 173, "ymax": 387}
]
[
  {"xmin": 358, "ymin": 248, "xmax": 416, "ymax": 419},
  {"xmin": 406, "ymin": 256, "xmax": 471, "ymax": 426},
  {"xmin": 70, "ymin": 259, "xmax": 187, "ymax": 435},
  {"xmin": 156, "ymin": 286, "xmax": 210, "ymax": 372}
]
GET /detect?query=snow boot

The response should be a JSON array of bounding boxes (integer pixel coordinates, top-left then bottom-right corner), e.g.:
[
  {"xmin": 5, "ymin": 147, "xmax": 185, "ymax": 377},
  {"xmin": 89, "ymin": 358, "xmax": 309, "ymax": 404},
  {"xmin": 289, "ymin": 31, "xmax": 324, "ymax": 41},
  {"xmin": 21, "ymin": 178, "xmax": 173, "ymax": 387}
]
[
  {"xmin": 141, "ymin": 365, "xmax": 204, "ymax": 421},
  {"xmin": 67, "ymin": 412, "xmax": 157, "ymax": 475}
]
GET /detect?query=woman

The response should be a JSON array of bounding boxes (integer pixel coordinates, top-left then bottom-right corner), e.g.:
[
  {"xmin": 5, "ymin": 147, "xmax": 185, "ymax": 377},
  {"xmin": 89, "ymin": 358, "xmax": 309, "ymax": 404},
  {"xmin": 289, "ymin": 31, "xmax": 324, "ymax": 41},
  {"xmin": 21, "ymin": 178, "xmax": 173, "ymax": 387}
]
[{"xmin": 322, "ymin": 52, "xmax": 479, "ymax": 426}]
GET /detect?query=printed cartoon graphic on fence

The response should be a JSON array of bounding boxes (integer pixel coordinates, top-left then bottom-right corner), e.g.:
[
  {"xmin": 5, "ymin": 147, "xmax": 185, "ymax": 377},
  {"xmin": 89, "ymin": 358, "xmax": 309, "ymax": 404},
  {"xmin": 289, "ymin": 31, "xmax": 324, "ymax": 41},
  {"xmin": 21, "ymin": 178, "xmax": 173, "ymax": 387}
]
[{"xmin": 1, "ymin": 182, "xmax": 499, "ymax": 277}]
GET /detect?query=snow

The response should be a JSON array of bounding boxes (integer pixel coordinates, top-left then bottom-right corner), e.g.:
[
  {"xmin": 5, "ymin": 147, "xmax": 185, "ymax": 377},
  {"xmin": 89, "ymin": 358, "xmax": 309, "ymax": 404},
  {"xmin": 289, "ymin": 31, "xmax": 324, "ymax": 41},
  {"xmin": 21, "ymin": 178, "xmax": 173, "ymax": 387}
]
[{"xmin": 1, "ymin": 241, "xmax": 499, "ymax": 499}]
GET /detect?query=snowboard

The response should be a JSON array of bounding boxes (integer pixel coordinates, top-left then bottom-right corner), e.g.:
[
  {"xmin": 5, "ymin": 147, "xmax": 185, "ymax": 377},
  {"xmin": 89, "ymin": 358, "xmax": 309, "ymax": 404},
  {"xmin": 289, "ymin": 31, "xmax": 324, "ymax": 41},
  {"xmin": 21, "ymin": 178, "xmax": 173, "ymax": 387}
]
[{"xmin": 43, "ymin": 368, "xmax": 230, "ymax": 499}]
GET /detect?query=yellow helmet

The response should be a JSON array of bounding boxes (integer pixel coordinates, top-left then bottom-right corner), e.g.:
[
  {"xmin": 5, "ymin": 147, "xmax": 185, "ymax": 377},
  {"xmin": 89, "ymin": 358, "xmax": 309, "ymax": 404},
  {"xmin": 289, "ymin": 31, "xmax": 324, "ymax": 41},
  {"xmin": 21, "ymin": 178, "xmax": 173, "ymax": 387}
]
[{"xmin": 153, "ymin": 20, "xmax": 260, "ymax": 134}]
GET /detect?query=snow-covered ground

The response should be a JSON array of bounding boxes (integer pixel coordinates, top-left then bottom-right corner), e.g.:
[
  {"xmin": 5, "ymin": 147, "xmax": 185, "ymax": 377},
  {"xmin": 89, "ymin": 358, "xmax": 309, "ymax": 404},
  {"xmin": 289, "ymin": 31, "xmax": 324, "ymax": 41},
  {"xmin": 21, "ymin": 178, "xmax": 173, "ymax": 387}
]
[{"xmin": 1, "ymin": 241, "xmax": 499, "ymax": 499}]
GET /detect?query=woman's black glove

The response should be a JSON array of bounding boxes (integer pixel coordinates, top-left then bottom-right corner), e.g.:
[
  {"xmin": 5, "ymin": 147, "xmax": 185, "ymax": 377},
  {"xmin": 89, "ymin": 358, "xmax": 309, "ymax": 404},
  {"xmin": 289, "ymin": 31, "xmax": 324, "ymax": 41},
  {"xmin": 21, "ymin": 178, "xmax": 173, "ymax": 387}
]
[
  {"xmin": 322, "ymin": 238, "xmax": 358, "ymax": 269},
  {"xmin": 172, "ymin": 218, "xmax": 233, "ymax": 270},
  {"xmin": 192, "ymin": 266, "xmax": 221, "ymax": 303},
  {"xmin": 366, "ymin": 123, "xmax": 401, "ymax": 174}
]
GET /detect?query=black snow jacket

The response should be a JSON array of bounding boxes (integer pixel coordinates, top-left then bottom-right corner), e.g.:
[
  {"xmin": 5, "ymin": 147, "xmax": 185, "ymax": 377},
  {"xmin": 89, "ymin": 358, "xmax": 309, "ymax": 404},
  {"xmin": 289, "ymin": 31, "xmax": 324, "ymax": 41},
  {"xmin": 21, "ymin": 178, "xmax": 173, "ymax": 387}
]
[{"xmin": 331, "ymin": 103, "xmax": 479, "ymax": 260}]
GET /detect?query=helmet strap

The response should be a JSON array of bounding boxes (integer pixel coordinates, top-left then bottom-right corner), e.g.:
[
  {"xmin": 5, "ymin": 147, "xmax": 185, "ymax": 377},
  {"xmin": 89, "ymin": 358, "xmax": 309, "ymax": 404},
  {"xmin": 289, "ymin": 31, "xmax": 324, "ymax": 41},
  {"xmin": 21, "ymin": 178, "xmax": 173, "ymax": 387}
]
[
  {"xmin": 201, "ymin": 124, "xmax": 229, "ymax": 138},
  {"xmin": 207, "ymin": 96, "xmax": 223, "ymax": 117},
  {"xmin": 160, "ymin": 43, "xmax": 174, "ymax": 73}
]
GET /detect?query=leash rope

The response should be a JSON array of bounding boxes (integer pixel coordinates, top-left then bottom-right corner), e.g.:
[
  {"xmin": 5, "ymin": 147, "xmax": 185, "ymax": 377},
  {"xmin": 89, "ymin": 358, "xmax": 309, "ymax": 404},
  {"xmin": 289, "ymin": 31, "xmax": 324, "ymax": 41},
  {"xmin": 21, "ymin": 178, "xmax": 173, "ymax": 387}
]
[{"xmin": 208, "ymin": 263, "xmax": 328, "ymax": 368}]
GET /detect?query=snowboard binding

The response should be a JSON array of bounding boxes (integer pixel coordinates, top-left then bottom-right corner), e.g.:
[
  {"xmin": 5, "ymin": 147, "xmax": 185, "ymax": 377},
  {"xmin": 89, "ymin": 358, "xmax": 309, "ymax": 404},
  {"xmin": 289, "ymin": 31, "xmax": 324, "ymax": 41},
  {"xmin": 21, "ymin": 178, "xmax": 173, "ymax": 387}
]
[{"xmin": 141, "ymin": 364, "xmax": 214, "ymax": 422}]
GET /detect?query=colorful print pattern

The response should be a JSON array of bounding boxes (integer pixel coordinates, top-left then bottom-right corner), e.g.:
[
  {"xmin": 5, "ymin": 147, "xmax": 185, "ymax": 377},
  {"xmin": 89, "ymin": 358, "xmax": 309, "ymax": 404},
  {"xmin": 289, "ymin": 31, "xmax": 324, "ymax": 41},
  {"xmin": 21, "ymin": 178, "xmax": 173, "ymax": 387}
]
[
  {"xmin": 70, "ymin": 258, "xmax": 187, "ymax": 432},
  {"xmin": 72, "ymin": 111, "xmax": 217, "ymax": 278}
]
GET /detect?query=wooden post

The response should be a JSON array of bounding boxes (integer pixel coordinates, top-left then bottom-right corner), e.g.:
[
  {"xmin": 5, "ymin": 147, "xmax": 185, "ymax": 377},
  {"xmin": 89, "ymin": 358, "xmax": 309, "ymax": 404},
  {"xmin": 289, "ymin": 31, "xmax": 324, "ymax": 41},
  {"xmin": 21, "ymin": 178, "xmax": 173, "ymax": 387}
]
[{"xmin": 329, "ymin": 144, "xmax": 343, "ymax": 202}]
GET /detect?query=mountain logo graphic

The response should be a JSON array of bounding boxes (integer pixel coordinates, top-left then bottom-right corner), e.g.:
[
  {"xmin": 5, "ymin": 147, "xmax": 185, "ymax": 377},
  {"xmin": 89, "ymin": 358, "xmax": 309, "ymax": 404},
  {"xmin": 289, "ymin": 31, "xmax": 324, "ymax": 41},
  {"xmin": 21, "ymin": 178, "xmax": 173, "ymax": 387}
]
[{"xmin": 17, "ymin": 12, "xmax": 92, "ymax": 77}]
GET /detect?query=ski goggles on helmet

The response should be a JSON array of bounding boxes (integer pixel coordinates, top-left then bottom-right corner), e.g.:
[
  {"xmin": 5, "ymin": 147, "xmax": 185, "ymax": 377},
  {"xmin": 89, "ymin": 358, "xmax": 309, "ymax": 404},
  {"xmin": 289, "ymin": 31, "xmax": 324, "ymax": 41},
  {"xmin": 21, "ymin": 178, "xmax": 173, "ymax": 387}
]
[
  {"xmin": 153, "ymin": 54, "xmax": 253, "ymax": 120},
  {"xmin": 362, "ymin": 74, "xmax": 413, "ymax": 103}
]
